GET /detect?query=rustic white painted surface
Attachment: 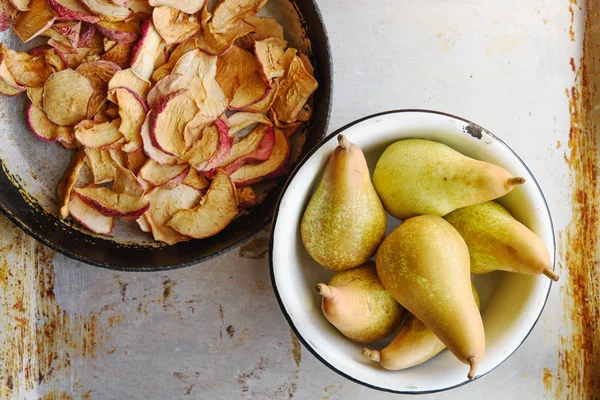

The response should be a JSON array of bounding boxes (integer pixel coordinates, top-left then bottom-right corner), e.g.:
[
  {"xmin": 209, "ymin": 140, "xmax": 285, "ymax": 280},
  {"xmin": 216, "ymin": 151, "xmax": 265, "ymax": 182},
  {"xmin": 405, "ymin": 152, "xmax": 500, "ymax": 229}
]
[{"xmin": 6, "ymin": 0, "xmax": 585, "ymax": 399}]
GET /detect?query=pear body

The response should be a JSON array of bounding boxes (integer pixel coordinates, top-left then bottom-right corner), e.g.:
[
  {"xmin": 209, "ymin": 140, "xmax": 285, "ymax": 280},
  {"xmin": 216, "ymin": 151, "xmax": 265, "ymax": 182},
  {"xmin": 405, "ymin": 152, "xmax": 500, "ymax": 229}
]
[
  {"xmin": 376, "ymin": 215, "xmax": 485, "ymax": 378},
  {"xmin": 362, "ymin": 284, "xmax": 480, "ymax": 371},
  {"xmin": 301, "ymin": 136, "xmax": 387, "ymax": 270},
  {"xmin": 444, "ymin": 201, "xmax": 557, "ymax": 280},
  {"xmin": 373, "ymin": 139, "xmax": 524, "ymax": 219},
  {"xmin": 318, "ymin": 263, "xmax": 404, "ymax": 343}
]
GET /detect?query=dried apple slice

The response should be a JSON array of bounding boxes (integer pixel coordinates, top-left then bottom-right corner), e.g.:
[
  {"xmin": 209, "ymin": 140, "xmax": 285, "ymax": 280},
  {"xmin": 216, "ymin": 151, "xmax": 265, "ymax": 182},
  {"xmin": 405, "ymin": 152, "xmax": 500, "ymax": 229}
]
[
  {"xmin": 85, "ymin": 147, "xmax": 116, "ymax": 183},
  {"xmin": 12, "ymin": 0, "xmax": 55, "ymax": 41},
  {"xmin": 215, "ymin": 45, "xmax": 270, "ymax": 110},
  {"xmin": 236, "ymin": 16, "xmax": 283, "ymax": 49},
  {"xmin": 51, "ymin": 20, "xmax": 81, "ymax": 47},
  {"xmin": 139, "ymin": 159, "xmax": 189, "ymax": 188},
  {"xmin": 100, "ymin": 42, "xmax": 133, "ymax": 68},
  {"xmin": 149, "ymin": 89, "xmax": 198, "ymax": 156},
  {"xmin": 146, "ymin": 72, "xmax": 181, "ymax": 108},
  {"xmin": 76, "ymin": 60, "xmax": 121, "ymax": 118},
  {"xmin": 227, "ymin": 112, "xmax": 271, "ymax": 135},
  {"xmin": 269, "ymin": 108, "xmax": 301, "ymax": 137},
  {"xmin": 43, "ymin": 68, "xmax": 94, "ymax": 126},
  {"xmin": 211, "ymin": 0, "xmax": 268, "ymax": 34},
  {"xmin": 152, "ymin": 6, "xmax": 200, "ymax": 45},
  {"xmin": 27, "ymin": 104, "xmax": 74, "ymax": 143},
  {"xmin": 27, "ymin": 86, "xmax": 43, "ymax": 106},
  {"xmin": 109, "ymin": 87, "xmax": 147, "ymax": 152},
  {"xmin": 167, "ymin": 170, "xmax": 238, "ymax": 239},
  {"xmin": 73, "ymin": 186, "xmax": 150, "ymax": 217},
  {"xmin": 1, "ymin": 44, "xmax": 59, "ymax": 87},
  {"xmin": 195, "ymin": 7, "xmax": 253, "ymax": 56},
  {"xmin": 96, "ymin": 19, "xmax": 141, "ymax": 44},
  {"xmin": 69, "ymin": 195, "xmax": 114, "ymax": 234},
  {"xmin": 27, "ymin": 45, "xmax": 68, "ymax": 70},
  {"xmin": 148, "ymin": 0, "xmax": 205, "ymax": 14},
  {"xmin": 81, "ymin": 0, "xmax": 130, "ymax": 21},
  {"xmin": 57, "ymin": 149, "xmax": 85, "ymax": 218},
  {"xmin": 113, "ymin": 164, "xmax": 145, "ymax": 196},
  {"xmin": 46, "ymin": 0, "xmax": 99, "ymax": 23},
  {"xmin": 0, "ymin": 54, "xmax": 25, "ymax": 96},
  {"xmin": 272, "ymin": 55, "xmax": 318, "ymax": 123},
  {"xmin": 145, "ymin": 185, "xmax": 202, "ymax": 244},
  {"xmin": 136, "ymin": 214, "xmax": 151, "ymax": 232},
  {"xmin": 230, "ymin": 127, "xmax": 289, "ymax": 186},
  {"xmin": 140, "ymin": 112, "xmax": 178, "ymax": 165},
  {"xmin": 180, "ymin": 120, "xmax": 230, "ymax": 171},
  {"xmin": 130, "ymin": 20, "xmax": 164, "ymax": 80},
  {"xmin": 240, "ymin": 79, "xmax": 277, "ymax": 113},
  {"xmin": 236, "ymin": 186, "xmax": 256, "ymax": 209},
  {"xmin": 127, "ymin": 0, "xmax": 152, "ymax": 14},
  {"xmin": 74, "ymin": 119, "xmax": 123, "ymax": 148},
  {"xmin": 254, "ymin": 38, "xmax": 287, "ymax": 81},
  {"xmin": 126, "ymin": 151, "xmax": 147, "ymax": 174},
  {"xmin": 150, "ymin": 38, "xmax": 195, "ymax": 82},
  {"xmin": 108, "ymin": 68, "xmax": 151, "ymax": 100},
  {"xmin": 182, "ymin": 168, "xmax": 209, "ymax": 191},
  {"xmin": 78, "ymin": 22, "xmax": 96, "ymax": 47},
  {"xmin": 9, "ymin": 0, "xmax": 28, "ymax": 11}
]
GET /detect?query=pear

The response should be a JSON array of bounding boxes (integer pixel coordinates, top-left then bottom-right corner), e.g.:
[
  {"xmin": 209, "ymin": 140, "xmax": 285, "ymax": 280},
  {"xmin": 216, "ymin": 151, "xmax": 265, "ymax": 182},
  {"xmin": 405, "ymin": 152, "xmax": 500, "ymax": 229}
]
[
  {"xmin": 316, "ymin": 262, "xmax": 404, "ymax": 343},
  {"xmin": 444, "ymin": 201, "xmax": 558, "ymax": 281},
  {"xmin": 372, "ymin": 139, "xmax": 526, "ymax": 219},
  {"xmin": 376, "ymin": 215, "xmax": 485, "ymax": 379},
  {"xmin": 362, "ymin": 283, "xmax": 480, "ymax": 371},
  {"xmin": 301, "ymin": 135, "xmax": 387, "ymax": 271}
]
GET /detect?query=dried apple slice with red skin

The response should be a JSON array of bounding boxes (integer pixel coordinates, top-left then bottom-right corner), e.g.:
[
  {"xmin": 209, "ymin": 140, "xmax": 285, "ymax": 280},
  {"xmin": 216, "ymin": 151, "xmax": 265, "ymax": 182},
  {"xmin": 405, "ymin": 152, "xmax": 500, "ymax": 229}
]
[
  {"xmin": 194, "ymin": 7, "xmax": 254, "ymax": 56},
  {"xmin": 167, "ymin": 170, "xmax": 238, "ymax": 239},
  {"xmin": 76, "ymin": 60, "xmax": 121, "ymax": 118},
  {"xmin": 74, "ymin": 119, "xmax": 123, "ymax": 149},
  {"xmin": 238, "ymin": 80, "xmax": 277, "ymax": 113},
  {"xmin": 272, "ymin": 55, "xmax": 318, "ymax": 123},
  {"xmin": 127, "ymin": 0, "xmax": 152, "ymax": 14},
  {"xmin": 12, "ymin": 0, "xmax": 55, "ymax": 41},
  {"xmin": 57, "ymin": 149, "xmax": 86, "ymax": 218},
  {"xmin": 96, "ymin": 19, "xmax": 141, "ymax": 44},
  {"xmin": 180, "ymin": 120, "xmax": 230, "ymax": 171},
  {"xmin": 27, "ymin": 103, "xmax": 76, "ymax": 143},
  {"xmin": 46, "ymin": 0, "xmax": 100, "ymax": 23},
  {"xmin": 138, "ymin": 159, "xmax": 189, "ymax": 189},
  {"xmin": 146, "ymin": 72, "xmax": 182, "ymax": 109},
  {"xmin": 211, "ymin": 0, "xmax": 268, "ymax": 34},
  {"xmin": 78, "ymin": 22, "xmax": 97, "ymax": 47},
  {"xmin": 131, "ymin": 20, "xmax": 164, "ymax": 80},
  {"xmin": 236, "ymin": 16, "xmax": 283, "ymax": 50},
  {"xmin": 149, "ymin": 89, "xmax": 198, "ymax": 156},
  {"xmin": 152, "ymin": 6, "xmax": 200, "ymax": 45},
  {"xmin": 109, "ymin": 87, "xmax": 147, "ymax": 152},
  {"xmin": 236, "ymin": 186, "xmax": 256, "ymax": 209},
  {"xmin": 108, "ymin": 67, "xmax": 151, "ymax": 100},
  {"xmin": 1, "ymin": 44, "xmax": 60, "ymax": 87},
  {"xmin": 0, "ymin": 54, "xmax": 25, "ymax": 96},
  {"xmin": 27, "ymin": 86, "xmax": 43, "ymax": 106},
  {"xmin": 43, "ymin": 68, "xmax": 94, "ymax": 126},
  {"xmin": 113, "ymin": 164, "xmax": 145, "ymax": 197},
  {"xmin": 136, "ymin": 214, "xmax": 151, "ymax": 232},
  {"xmin": 27, "ymin": 45, "xmax": 68, "ymax": 71},
  {"xmin": 100, "ymin": 42, "xmax": 133, "ymax": 68},
  {"xmin": 148, "ymin": 0, "xmax": 205, "ymax": 14},
  {"xmin": 51, "ymin": 20, "xmax": 81, "ymax": 47},
  {"xmin": 140, "ymin": 111, "xmax": 178, "ymax": 165},
  {"xmin": 254, "ymin": 38, "xmax": 287, "ymax": 81},
  {"xmin": 145, "ymin": 185, "xmax": 202, "ymax": 245},
  {"xmin": 230, "ymin": 127, "xmax": 289, "ymax": 186},
  {"xmin": 182, "ymin": 168, "xmax": 209, "ymax": 191},
  {"xmin": 69, "ymin": 195, "xmax": 114, "ymax": 234},
  {"xmin": 227, "ymin": 112, "xmax": 272, "ymax": 135},
  {"xmin": 9, "ymin": 0, "xmax": 28, "ymax": 11},
  {"xmin": 85, "ymin": 147, "xmax": 116, "ymax": 183},
  {"xmin": 81, "ymin": 0, "xmax": 131, "ymax": 21},
  {"xmin": 73, "ymin": 186, "xmax": 150, "ymax": 217},
  {"xmin": 150, "ymin": 38, "xmax": 195, "ymax": 82}
]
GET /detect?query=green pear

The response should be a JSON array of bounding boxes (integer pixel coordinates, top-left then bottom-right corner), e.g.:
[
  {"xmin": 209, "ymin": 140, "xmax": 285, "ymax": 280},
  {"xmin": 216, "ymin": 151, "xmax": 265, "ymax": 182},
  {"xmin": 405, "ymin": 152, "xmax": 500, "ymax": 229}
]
[
  {"xmin": 444, "ymin": 201, "xmax": 558, "ymax": 281},
  {"xmin": 373, "ymin": 139, "xmax": 526, "ymax": 219},
  {"xmin": 376, "ymin": 215, "xmax": 485, "ymax": 379},
  {"xmin": 301, "ymin": 135, "xmax": 387, "ymax": 271},
  {"xmin": 317, "ymin": 262, "xmax": 404, "ymax": 343},
  {"xmin": 362, "ymin": 283, "xmax": 480, "ymax": 371}
]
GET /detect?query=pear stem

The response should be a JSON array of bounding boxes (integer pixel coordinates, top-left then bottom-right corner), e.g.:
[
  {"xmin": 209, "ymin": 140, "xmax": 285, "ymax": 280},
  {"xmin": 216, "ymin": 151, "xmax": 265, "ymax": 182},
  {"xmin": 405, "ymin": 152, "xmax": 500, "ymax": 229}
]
[
  {"xmin": 361, "ymin": 348, "xmax": 381, "ymax": 362},
  {"xmin": 316, "ymin": 283, "xmax": 334, "ymax": 299},
  {"xmin": 543, "ymin": 268, "xmax": 560, "ymax": 282},
  {"xmin": 505, "ymin": 177, "xmax": 526, "ymax": 190},
  {"xmin": 467, "ymin": 357, "xmax": 478, "ymax": 380},
  {"xmin": 337, "ymin": 135, "xmax": 351, "ymax": 150}
]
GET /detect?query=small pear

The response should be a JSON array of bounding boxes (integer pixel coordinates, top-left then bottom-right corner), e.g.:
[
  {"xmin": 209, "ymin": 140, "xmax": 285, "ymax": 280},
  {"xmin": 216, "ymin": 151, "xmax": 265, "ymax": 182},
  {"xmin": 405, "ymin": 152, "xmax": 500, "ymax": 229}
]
[
  {"xmin": 444, "ymin": 201, "xmax": 558, "ymax": 281},
  {"xmin": 317, "ymin": 262, "xmax": 404, "ymax": 343},
  {"xmin": 362, "ymin": 283, "xmax": 480, "ymax": 371},
  {"xmin": 301, "ymin": 135, "xmax": 387, "ymax": 270},
  {"xmin": 373, "ymin": 139, "xmax": 526, "ymax": 219},
  {"xmin": 376, "ymin": 215, "xmax": 485, "ymax": 379}
]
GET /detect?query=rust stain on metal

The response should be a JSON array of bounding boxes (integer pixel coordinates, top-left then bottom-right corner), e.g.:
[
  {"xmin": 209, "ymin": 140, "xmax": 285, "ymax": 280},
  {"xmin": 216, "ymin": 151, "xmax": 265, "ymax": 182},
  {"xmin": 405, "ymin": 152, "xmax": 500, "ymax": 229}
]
[
  {"xmin": 555, "ymin": 1, "xmax": 600, "ymax": 399},
  {"xmin": 568, "ymin": 2, "xmax": 576, "ymax": 42},
  {"xmin": 290, "ymin": 329, "xmax": 302, "ymax": 368},
  {"xmin": 542, "ymin": 368, "xmax": 554, "ymax": 393},
  {"xmin": 162, "ymin": 279, "xmax": 176, "ymax": 301}
]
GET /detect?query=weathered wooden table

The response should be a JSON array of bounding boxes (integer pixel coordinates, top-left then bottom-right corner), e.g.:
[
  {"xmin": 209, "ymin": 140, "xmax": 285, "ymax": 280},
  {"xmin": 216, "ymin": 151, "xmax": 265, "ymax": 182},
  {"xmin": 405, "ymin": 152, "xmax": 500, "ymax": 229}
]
[{"xmin": 1, "ymin": 1, "xmax": 598, "ymax": 399}]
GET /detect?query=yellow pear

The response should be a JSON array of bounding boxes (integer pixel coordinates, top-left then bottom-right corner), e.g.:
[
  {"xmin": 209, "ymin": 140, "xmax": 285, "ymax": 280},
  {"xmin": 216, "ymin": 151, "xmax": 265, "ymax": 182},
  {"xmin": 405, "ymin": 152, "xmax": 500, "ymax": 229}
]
[
  {"xmin": 362, "ymin": 283, "xmax": 480, "ymax": 370},
  {"xmin": 444, "ymin": 201, "xmax": 558, "ymax": 281},
  {"xmin": 373, "ymin": 139, "xmax": 525, "ymax": 219},
  {"xmin": 376, "ymin": 215, "xmax": 485, "ymax": 379},
  {"xmin": 301, "ymin": 135, "xmax": 387, "ymax": 271},
  {"xmin": 317, "ymin": 262, "xmax": 404, "ymax": 343}
]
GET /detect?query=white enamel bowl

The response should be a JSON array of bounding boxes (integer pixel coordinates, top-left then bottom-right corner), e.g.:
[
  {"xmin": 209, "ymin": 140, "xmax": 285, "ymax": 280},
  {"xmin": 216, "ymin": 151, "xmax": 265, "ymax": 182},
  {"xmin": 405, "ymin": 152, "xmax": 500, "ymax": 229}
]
[{"xmin": 269, "ymin": 110, "xmax": 555, "ymax": 394}]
